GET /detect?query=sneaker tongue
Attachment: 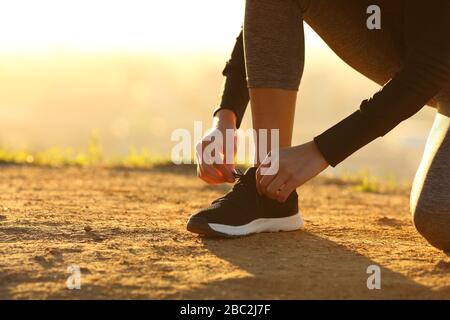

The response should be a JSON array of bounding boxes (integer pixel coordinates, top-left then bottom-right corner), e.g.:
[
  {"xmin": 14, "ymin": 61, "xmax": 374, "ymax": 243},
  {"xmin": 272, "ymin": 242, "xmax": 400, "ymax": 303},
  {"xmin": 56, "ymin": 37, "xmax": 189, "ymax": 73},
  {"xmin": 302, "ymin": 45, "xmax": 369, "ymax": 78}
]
[
  {"xmin": 244, "ymin": 167, "xmax": 257, "ymax": 176},
  {"xmin": 212, "ymin": 167, "xmax": 258, "ymax": 205},
  {"xmin": 240, "ymin": 167, "xmax": 257, "ymax": 186},
  {"xmin": 231, "ymin": 167, "xmax": 257, "ymax": 193},
  {"xmin": 237, "ymin": 167, "xmax": 258, "ymax": 194}
]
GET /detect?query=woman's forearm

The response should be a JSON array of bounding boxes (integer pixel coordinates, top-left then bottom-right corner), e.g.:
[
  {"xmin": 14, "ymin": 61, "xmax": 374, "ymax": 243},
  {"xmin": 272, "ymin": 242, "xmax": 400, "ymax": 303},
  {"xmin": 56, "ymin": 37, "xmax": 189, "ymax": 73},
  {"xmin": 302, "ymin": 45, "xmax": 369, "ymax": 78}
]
[
  {"xmin": 314, "ymin": 2, "xmax": 450, "ymax": 167},
  {"xmin": 213, "ymin": 30, "xmax": 249, "ymax": 128},
  {"xmin": 315, "ymin": 51, "xmax": 450, "ymax": 167}
]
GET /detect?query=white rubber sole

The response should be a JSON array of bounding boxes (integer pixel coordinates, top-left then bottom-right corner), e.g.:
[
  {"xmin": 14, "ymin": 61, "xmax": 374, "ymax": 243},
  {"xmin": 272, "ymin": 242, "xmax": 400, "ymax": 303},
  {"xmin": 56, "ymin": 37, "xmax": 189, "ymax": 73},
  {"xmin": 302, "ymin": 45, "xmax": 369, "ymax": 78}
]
[{"xmin": 208, "ymin": 212, "xmax": 304, "ymax": 236}]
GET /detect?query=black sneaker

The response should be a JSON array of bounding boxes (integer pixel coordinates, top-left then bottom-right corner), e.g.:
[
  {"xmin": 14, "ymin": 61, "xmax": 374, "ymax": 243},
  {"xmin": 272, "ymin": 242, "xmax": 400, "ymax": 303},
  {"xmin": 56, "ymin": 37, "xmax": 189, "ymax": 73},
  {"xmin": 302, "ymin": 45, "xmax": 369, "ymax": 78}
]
[{"xmin": 187, "ymin": 167, "xmax": 304, "ymax": 237}]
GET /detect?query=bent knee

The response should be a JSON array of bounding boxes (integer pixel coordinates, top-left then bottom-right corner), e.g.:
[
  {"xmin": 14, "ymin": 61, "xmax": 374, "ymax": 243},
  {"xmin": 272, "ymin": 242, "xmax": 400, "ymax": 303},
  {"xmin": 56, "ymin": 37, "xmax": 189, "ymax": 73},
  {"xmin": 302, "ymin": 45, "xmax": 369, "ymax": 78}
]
[{"xmin": 412, "ymin": 202, "xmax": 450, "ymax": 252}]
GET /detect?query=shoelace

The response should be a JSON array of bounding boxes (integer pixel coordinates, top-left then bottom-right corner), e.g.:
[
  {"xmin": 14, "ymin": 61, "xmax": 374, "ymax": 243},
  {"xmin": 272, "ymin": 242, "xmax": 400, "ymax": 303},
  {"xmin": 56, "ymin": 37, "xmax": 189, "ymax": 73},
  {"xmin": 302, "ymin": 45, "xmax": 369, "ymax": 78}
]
[
  {"xmin": 213, "ymin": 169, "xmax": 246, "ymax": 204},
  {"xmin": 212, "ymin": 168, "xmax": 260, "ymax": 207},
  {"xmin": 232, "ymin": 168, "xmax": 244, "ymax": 180}
]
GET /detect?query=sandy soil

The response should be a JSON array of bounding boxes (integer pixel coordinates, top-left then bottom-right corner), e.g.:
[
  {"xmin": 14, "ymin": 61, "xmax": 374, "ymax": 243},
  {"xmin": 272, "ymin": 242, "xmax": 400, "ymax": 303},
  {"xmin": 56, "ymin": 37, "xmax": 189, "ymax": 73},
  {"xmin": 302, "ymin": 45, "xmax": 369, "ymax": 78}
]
[{"xmin": 0, "ymin": 165, "xmax": 449, "ymax": 299}]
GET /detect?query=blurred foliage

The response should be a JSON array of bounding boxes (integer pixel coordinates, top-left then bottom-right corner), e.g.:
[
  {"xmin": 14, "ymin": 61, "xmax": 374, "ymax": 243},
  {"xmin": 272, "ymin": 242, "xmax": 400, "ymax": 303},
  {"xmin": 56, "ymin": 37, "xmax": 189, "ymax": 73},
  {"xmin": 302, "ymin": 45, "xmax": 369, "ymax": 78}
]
[
  {"xmin": 0, "ymin": 132, "xmax": 171, "ymax": 169},
  {"xmin": 0, "ymin": 134, "xmax": 412, "ymax": 191},
  {"xmin": 337, "ymin": 168, "xmax": 411, "ymax": 193},
  {"xmin": 109, "ymin": 146, "xmax": 172, "ymax": 169}
]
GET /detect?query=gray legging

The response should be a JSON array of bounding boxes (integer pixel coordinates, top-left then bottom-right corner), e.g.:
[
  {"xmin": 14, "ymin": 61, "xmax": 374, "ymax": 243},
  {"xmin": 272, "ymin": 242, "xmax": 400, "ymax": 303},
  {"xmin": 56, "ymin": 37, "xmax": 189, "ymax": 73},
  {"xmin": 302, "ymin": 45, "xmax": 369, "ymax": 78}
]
[{"xmin": 244, "ymin": 0, "xmax": 450, "ymax": 251}]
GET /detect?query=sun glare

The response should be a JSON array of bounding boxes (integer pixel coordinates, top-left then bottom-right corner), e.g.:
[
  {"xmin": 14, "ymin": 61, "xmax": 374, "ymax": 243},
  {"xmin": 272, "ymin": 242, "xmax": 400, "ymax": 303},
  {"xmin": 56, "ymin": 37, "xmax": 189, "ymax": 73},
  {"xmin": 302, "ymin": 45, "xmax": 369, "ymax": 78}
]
[
  {"xmin": 0, "ymin": 0, "xmax": 326, "ymax": 54},
  {"xmin": 0, "ymin": 0, "xmax": 246, "ymax": 52}
]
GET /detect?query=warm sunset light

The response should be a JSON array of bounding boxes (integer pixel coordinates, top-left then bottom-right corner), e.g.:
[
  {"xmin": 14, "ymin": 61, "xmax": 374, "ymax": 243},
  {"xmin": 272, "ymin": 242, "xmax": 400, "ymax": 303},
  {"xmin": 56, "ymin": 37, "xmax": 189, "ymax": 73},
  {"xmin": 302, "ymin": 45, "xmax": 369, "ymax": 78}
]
[
  {"xmin": 0, "ymin": 0, "xmax": 245, "ymax": 52},
  {"xmin": 1, "ymin": 0, "xmax": 448, "ymax": 304},
  {"xmin": 0, "ymin": 0, "xmax": 326, "ymax": 53}
]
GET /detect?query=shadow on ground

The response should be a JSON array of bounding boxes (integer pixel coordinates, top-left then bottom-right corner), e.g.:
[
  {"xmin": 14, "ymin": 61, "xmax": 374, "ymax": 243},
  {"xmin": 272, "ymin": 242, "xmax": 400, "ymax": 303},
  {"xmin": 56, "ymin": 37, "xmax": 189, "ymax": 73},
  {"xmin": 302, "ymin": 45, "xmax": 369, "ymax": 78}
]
[{"xmin": 173, "ymin": 231, "xmax": 443, "ymax": 299}]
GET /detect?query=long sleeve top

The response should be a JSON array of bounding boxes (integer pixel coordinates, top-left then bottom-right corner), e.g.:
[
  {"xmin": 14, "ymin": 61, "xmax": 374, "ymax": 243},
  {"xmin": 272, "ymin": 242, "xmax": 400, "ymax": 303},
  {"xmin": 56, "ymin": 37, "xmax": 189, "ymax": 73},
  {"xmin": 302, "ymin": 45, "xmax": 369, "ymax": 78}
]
[{"xmin": 214, "ymin": 2, "xmax": 450, "ymax": 166}]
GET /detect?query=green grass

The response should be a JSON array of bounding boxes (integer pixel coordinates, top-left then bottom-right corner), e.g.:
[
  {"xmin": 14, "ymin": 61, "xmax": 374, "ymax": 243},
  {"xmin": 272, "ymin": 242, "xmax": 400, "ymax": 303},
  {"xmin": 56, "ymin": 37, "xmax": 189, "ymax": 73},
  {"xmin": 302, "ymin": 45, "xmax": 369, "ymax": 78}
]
[
  {"xmin": 353, "ymin": 176, "xmax": 380, "ymax": 193},
  {"xmin": 0, "ymin": 132, "xmax": 172, "ymax": 169},
  {"xmin": 108, "ymin": 146, "xmax": 173, "ymax": 169},
  {"xmin": 0, "ymin": 136, "xmax": 410, "ymax": 191},
  {"xmin": 337, "ymin": 169, "xmax": 411, "ymax": 193}
]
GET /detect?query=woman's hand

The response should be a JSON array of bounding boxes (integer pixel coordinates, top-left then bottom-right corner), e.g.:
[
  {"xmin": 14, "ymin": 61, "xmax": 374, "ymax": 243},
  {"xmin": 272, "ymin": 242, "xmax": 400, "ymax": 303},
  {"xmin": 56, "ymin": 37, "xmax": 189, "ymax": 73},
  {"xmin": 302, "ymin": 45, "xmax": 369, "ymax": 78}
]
[
  {"xmin": 256, "ymin": 141, "xmax": 329, "ymax": 202},
  {"xmin": 196, "ymin": 110, "xmax": 237, "ymax": 184}
]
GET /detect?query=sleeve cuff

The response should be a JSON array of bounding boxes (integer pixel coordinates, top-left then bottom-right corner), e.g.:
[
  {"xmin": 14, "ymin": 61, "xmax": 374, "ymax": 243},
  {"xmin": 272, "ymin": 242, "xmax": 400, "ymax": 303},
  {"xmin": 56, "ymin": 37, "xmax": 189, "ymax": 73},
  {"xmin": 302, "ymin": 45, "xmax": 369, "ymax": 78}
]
[{"xmin": 313, "ymin": 109, "xmax": 380, "ymax": 167}]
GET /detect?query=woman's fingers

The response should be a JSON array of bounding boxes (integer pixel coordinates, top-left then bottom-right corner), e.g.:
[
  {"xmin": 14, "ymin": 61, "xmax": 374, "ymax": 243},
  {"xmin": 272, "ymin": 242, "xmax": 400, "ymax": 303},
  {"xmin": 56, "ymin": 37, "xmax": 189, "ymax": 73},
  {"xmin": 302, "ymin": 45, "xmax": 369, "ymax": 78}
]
[
  {"xmin": 257, "ymin": 142, "xmax": 330, "ymax": 201},
  {"xmin": 195, "ymin": 137, "xmax": 223, "ymax": 184},
  {"xmin": 219, "ymin": 130, "xmax": 237, "ymax": 183},
  {"xmin": 197, "ymin": 166, "xmax": 216, "ymax": 184},
  {"xmin": 220, "ymin": 146, "xmax": 236, "ymax": 182},
  {"xmin": 200, "ymin": 148, "xmax": 233, "ymax": 183},
  {"xmin": 197, "ymin": 148, "xmax": 226, "ymax": 184},
  {"xmin": 255, "ymin": 167, "xmax": 261, "ymax": 193},
  {"xmin": 214, "ymin": 164, "xmax": 235, "ymax": 183},
  {"xmin": 276, "ymin": 180, "xmax": 298, "ymax": 202},
  {"xmin": 256, "ymin": 154, "xmax": 275, "ymax": 194},
  {"xmin": 257, "ymin": 172, "xmax": 277, "ymax": 196},
  {"xmin": 198, "ymin": 164, "xmax": 225, "ymax": 184},
  {"xmin": 265, "ymin": 174, "xmax": 288, "ymax": 199},
  {"xmin": 195, "ymin": 126, "xmax": 237, "ymax": 184}
]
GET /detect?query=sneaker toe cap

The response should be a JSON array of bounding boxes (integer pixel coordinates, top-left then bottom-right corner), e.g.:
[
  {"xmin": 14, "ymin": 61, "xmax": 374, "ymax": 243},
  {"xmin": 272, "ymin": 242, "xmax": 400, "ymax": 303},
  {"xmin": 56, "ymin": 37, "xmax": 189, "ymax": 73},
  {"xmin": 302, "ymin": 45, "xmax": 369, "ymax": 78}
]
[{"xmin": 186, "ymin": 214, "xmax": 231, "ymax": 238}]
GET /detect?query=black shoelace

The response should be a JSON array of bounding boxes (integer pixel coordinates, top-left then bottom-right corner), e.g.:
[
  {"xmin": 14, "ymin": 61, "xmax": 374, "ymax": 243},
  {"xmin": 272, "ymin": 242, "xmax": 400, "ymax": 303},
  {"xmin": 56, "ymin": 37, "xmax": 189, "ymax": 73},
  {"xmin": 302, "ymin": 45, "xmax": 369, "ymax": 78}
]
[
  {"xmin": 232, "ymin": 168, "xmax": 244, "ymax": 180},
  {"xmin": 212, "ymin": 168, "xmax": 259, "ymax": 206}
]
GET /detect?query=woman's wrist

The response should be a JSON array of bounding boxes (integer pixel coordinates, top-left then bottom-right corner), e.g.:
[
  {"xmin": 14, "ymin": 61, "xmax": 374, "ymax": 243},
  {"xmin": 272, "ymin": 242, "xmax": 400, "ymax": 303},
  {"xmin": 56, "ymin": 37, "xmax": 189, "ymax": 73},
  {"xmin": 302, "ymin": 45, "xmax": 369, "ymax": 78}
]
[
  {"xmin": 213, "ymin": 109, "xmax": 237, "ymax": 129},
  {"xmin": 310, "ymin": 140, "xmax": 330, "ymax": 169}
]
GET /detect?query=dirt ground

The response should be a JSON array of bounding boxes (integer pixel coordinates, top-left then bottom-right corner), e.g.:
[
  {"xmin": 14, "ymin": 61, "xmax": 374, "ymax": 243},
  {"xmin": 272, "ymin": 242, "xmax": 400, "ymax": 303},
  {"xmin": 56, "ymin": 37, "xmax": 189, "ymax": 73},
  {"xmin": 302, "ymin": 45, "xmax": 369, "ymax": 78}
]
[{"xmin": 0, "ymin": 165, "xmax": 449, "ymax": 299}]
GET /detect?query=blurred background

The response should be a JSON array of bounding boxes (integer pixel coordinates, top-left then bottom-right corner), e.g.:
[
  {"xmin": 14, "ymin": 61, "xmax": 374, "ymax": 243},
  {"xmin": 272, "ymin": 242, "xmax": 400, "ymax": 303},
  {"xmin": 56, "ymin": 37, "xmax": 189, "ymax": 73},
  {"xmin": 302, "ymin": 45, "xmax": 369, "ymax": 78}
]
[{"xmin": 0, "ymin": 0, "xmax": 436, "ymax": 180}]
